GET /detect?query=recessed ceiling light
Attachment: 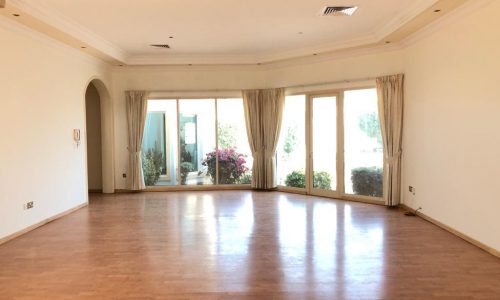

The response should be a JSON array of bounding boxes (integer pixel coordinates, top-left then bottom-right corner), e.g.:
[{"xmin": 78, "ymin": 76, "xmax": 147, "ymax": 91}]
[
  {"xmin": 81, "ymin": 46, "xmax": 86, "ymax": 49},
  {"xmin": 313, "ymin": 53, "xmax": 318, "ymax": 56},
  {"xmin": 12, "ymin": 14, "xmax": 20, "ymax": 17},
  {"xmin": 385, "ymin": 41, "xmax": 391, "ymax": 44},
  {"xmin": 169, "ymin": 36, "xmax": 174, "ymax": 39},
  {"xmin": 434, "ymin": 9, "xmax": 441, "ymax": 13}
]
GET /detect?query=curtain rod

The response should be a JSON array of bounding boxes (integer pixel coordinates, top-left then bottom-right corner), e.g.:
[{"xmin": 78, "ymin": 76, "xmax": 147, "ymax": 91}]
[{"xmin": 147, "ymin": 76, "xmax": 377, "ymax": 94}]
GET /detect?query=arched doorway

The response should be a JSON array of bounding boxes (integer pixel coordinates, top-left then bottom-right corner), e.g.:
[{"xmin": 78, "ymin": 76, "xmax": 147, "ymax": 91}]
[
  {"xmin": 85, "ymin": 83, "xmax": 102, "ymax": 191},
  {"xmin": 84, "ymin": 78, "xmax": 115, "ymax": 193}
]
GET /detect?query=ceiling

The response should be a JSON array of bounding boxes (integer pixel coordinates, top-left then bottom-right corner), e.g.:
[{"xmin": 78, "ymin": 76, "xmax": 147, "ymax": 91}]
[{"xmin": 2, "ymin": 0, "xmax": 467, "ymax": 65}]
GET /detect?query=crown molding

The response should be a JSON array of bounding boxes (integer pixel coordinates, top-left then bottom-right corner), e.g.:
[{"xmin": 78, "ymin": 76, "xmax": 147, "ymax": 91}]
[
  {"xmin": 8, "ymin": 0, "xmax": 127, "ymax": 62},
  {"xmin": 123, "ymin": 1, "xmax": 438, "ymax": 66},
  {"xmin": 125, "ymin": 33, "xmax": 379, "ymax": 66},
  {"xmin": 262, "ymin": 43, "xmax": 405, "ymax": 70},
  {"xmin": 125, "ymin": 54, "xmax": 259, "ymax": 66},
  {"xmin": 3, "ymin": 0, "xmax": 464, "ymax": 66},
  {"xmin": 374, "ymin": 0, "xmax": 439, "ymax": 41},
  {"xmin": 0, "ymin": 14, "xmax": 110, "ymax": 68},
  {"xmin": 400, "ymin": 0, "xmax": 494, "ymax": 48}
]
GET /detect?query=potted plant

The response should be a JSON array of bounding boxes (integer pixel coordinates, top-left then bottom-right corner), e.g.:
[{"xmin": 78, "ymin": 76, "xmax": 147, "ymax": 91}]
[{"xmin": 202, "ymin": 148, "xmax": 249, "ymax": 184}]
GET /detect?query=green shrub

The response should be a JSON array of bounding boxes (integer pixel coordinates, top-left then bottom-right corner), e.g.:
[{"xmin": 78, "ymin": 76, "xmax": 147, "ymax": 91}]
[
  {"xmin": 351, "ymin": 167, "xmax": 383, "ymax": 197},
  {"xmin": 313, "ymin": 171, "xmax": 332, "ymax": 190},
  {"xmin": 285, "ymin": 170, "xmax": 331, "ymax": 189},
  {"xmin": 142, "ymin": 148, "xmax": 163, "ymax": 186},
  {"xmin": 238, "ymin": 173, "xmax": 252, "ymax": 184},
  {"xmin": 285, "ymin": 170, "xmax": 306, "ymax": 188},
  {"xmin": 180, "ymin": 162, "xmax": 193, "ymax": 185}
]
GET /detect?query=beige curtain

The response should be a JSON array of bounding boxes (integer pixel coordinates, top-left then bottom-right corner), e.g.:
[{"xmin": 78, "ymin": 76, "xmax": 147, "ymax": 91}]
[
  {"xmin": 376, "ymin": 74, "xmax": 404, "ymax": 206},
  {"xmin": 242, "ymin": 88, "xmax": 285, "ymax": 189},
  {"xmin": 126, "ymin": 91, "xmax": 148, "ymax": 191}
]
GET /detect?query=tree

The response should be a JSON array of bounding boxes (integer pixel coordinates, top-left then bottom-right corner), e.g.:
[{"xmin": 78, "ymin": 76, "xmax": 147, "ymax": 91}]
[
  {"xmin": 218, "ymin": 123, "xmax": 237, "ymax": 149},
  {"xmin": 283, "ymin": 125, "xmax": 297, "ymax": 156},
  {"xmin": 359, "ymin": 112, "xmax": 382, "ymax": 145}
]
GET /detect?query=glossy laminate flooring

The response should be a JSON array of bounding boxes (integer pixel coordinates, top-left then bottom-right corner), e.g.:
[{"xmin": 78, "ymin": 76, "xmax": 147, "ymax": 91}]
[{"xmin": 0, "ymin": 191, "xmax": 499, "ymax": 300}]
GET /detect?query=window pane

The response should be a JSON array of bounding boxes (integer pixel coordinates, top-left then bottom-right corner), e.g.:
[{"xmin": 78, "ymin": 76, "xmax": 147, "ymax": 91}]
[
  {"xmin": 344, "ymin": 89, "xmax": 383, "ymax": 197},
  {"xmin": 277, "ymin": 95, "xmax": 306, "ymax": 188},
  {"xmin": 142, "ymin": 100, "xmax": 178, "ymax": 186},
  {"xmin": 312, "ymin": 96, "xmax": 337, "ymax": 191},
  {"xmin": 216, "ymin": 99, "xmax": 252, "ymax": 184},
  {"xmin": 179, "ymin": 99, "xmax": 216, "ymax": 185}
]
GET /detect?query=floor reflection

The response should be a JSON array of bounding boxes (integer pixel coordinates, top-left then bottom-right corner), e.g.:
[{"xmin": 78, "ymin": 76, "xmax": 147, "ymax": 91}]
[
  {"xmin": 2, "ymin": 191, "xmax": 499, "ymax": 299},
  {"xmin": 177, "ymin": 192, "xmax": 386, "ymax": 296},
  {"xmin": 277, "ymin": 195, "xmax": 385, "ymax": 297}
]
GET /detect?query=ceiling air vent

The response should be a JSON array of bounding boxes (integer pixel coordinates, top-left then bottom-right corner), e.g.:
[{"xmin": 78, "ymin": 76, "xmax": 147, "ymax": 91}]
[
  {"xmin": 321, "ymin": 6, "xmax": 358, "ymax": 16},
  {"xmin": 150, "ymin": 44, "xmax": 170, "ymax": 49}
]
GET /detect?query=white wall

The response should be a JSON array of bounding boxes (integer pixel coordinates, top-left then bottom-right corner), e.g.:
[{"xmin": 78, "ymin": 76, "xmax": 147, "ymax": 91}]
[
  {"xmin": 85, "ymin": 83, "xmax": 103, "ymax": 190},
  {"xmin": 0, "ymin": 18, "xmax": 111, "ymax": 240},
  {"xmin": 402, "ymin": 1, "xmax": 500, "ymax": 251}
]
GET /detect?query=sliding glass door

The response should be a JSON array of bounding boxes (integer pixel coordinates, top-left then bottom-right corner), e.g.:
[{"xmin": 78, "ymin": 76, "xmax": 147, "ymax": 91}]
[
  {"xmin": 309, "ymin": 95, "xmax": 338, "ymax": 197},
  {"xmin": 143, "ymin": 98, "xmax": 252, "ymax": 187},
  {"xmin": 343, "ymin": 89, "xmax": 383, "ymax": 198},
  {"xmin": 278, "ymin": 88, "xmax": 384, "ymax": 202},
  {"xmin": 179, "ymin": 99, "xmax": 216, "ymax": 185},
  {"xmin": 142, "ymin": 100, "xmax": 178, "ymax": 186},
  {"xmin": 276, "ymin": 95, "xmax": 307, "ymax": 190}
]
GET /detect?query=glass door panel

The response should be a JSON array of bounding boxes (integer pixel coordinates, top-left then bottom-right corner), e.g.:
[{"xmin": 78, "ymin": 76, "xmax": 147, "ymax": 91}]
[
  {"xmin": 311, "ymin": 96, "xmax": 337, "ymax": 192},
  {"xmin": 216, "ymin": 99, "xmax": 253, "ymax": 185},
  {"xmin": 142, "ymin": 100, "xmax": 178, "ymax": 186},
  {"xmin": 277, "ymin": 95, "xmax": 307, "ymax": 189},
  {"xmin": 343, "ymin": 89, "xmax": 383, "ymax": 198},
  {"xmin": 179, "ymin": 99, "xmax": 216, "ymax": 185}
]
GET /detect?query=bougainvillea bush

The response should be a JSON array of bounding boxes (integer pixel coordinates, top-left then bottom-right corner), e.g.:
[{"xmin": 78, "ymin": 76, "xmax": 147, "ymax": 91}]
[{"xmin": 202, "ymin": 148, "xmax": 249, "ymax": 184}]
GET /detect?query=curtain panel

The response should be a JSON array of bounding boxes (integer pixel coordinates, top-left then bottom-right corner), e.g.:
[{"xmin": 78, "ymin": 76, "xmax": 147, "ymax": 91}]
[
  {"xmin": 242, "ymin": 88, "xmax": 285, "ymax": 190},
  {"xmin": 376, "ymin": 74, "xmax": 404, "ymax": 206},
  {"xmin": 126, "ymin": 91, "xmax": 148, "ymax": 191}
]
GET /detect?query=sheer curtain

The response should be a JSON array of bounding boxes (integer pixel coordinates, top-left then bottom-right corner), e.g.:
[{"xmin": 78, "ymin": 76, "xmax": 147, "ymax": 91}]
[
  {"xmin": 242, "ymin": 88, "xmax": 285, "ymax": 189},
  {"xmin": 376, "ymin": 74, "xmax": 404, "ymax": 206},
  {"xmin": 126, "ymin": 91, "xmax": 148, "ymax": 190}
]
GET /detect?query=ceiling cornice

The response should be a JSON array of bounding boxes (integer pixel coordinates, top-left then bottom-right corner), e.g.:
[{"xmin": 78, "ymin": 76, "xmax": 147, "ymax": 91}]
[
  {"xmin": 2, "ymin": 0, "xmax": 473, "ymax": 66},
  {"xmin": 400, "ymin": 0, "xmax": 494, "ymax": 48},
  {"xmin": 374, "ymin": 0, "xmax": 439, "ymax": 40},
  {"xmin": 8, "ymin": 0, "xmax": 127, "ymax": 62},
  {"xmin": 124, "ymin": 1, "xmax": 439, "ymax": 66}
]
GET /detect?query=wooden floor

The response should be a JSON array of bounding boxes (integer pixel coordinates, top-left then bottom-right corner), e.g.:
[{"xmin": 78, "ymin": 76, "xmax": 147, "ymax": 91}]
[{"xmin": 0, "ymin": 191, "xmax": 499, "ymax": 300}]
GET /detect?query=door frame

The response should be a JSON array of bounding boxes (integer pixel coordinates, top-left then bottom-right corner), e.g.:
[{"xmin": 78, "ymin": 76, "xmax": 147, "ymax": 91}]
[
  {"xmin": 279, "ymin": 87, "xmax": 384, "ymax": 205},
  {"xmin": 306, "ymin": 92, "xmax": 342, "ymax": 198}
]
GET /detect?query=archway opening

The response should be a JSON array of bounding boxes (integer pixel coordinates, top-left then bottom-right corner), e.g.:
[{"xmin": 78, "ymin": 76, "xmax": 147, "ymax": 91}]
[
  {"xmin": 85, "ymin": 82, "xmax": 103, "ymax": 192},
  {"xmin": 84, "ymin": 78, "xmax": 114, "ymax": 193}
]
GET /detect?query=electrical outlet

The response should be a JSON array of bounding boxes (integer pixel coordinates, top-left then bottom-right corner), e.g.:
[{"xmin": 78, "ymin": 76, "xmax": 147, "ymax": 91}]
[
  {"xmin": 409, "ymin": 186, "xmax": 416, "ymax": 195},
  {"xmin": 122, "ymin": 173, "xmax": 127, "ymax": 178},
  {"xmin": 24, "ymin": 201, "xmax": 34, "ymax": 210}
]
